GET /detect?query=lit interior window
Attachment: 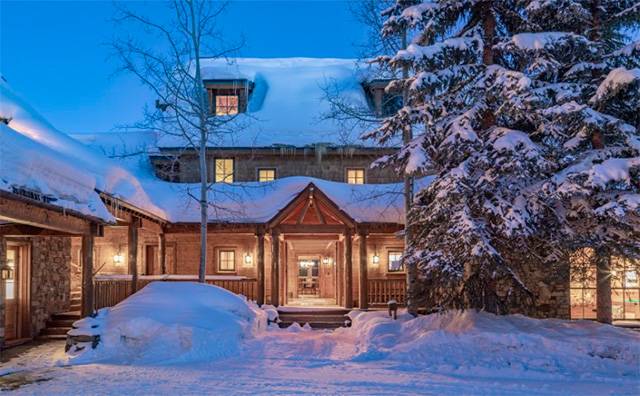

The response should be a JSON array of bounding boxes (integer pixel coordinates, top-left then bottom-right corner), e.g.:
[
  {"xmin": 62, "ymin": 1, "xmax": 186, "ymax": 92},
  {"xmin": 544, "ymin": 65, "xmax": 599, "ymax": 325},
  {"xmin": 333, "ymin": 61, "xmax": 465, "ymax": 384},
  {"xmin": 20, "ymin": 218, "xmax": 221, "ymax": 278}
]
[
  {"xmin": 388, "ymin": 251, "xmax": 404, "ymax": 272},
  {"xmin": 219, "ymin": 250, "xmax": 235, "ymax": 271},
  {"xmin": 346, "ymin": 168, "xmax": 365, "ymax": 184},
  {"xmin": 258, "ymin": 168, "xmax": 276, "ymax": 182},
  {"xmin": 215, "ymin": 95, "xmax": 239, "ymax": 116},
  {"xmin": 215, "ymin": 159, "xmax": 234, "ymax": 183}
]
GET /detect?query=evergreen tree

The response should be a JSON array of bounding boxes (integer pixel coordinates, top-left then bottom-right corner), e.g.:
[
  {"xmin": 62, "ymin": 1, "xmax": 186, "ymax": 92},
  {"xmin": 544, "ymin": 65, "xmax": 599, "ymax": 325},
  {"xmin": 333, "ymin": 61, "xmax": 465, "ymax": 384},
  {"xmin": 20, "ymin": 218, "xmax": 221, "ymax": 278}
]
[{"xmin": 368, "ymin": 0, "xmax": 640, "ymax": 313}]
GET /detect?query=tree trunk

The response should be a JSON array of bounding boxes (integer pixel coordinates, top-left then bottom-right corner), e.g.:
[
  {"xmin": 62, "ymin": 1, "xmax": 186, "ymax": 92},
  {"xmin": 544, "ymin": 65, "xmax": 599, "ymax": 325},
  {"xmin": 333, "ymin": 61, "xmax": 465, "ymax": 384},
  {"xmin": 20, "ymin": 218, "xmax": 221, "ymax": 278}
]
[
  {"xmin": 189, "ymin": 0, "xmax": 209, "ymax": 283},
  {"xmin": 595, "ymin": 247, "xmax": 612, "ymax": 324}
]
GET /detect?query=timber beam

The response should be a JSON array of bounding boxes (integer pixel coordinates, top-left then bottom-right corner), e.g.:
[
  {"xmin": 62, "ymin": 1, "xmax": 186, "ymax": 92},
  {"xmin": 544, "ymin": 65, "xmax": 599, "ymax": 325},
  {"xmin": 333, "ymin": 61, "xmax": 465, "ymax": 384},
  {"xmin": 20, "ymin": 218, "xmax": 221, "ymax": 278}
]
[{"xmin": 0, "ymin": 190, "xmax": 101, "ymax": 235}]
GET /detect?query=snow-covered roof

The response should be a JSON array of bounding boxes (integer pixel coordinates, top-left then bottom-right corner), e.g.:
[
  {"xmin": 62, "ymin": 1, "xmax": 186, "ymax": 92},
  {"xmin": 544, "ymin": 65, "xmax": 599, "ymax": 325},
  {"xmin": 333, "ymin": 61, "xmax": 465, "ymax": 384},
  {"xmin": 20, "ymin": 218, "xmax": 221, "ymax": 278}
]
[
  {"xmin": 149, "ymin": 176, "xmax": 430, "ymax": 224},
  {"xmin": 0, "ymin": 79, "xmax": 169, "ymax": 221},
  {"xmin": 157, "ymin": 57, "xmax": 381, "ymax": 149},
  {"xmin": 1, "ymin": 77, "xmax": 412, "ymax": 227}
]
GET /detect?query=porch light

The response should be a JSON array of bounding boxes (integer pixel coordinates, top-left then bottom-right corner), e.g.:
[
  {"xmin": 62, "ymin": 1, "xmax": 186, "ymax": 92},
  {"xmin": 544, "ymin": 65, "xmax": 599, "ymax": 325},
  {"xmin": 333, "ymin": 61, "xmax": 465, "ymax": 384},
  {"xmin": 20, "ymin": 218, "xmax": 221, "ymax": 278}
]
[
  {"xmin": 322, "ymin": 257, "xmax": 332, "ymax": 266},
  {"xmin": 0, "ymin": 265, "xmax": 12, "ymax": 280},
  {"xmin": 113, "ymin": 252, "xmax": 125, "ymax": 266},
  {"xmin": 244, "ymin": 253, "xmax": 253, "ymax": 267},
  {"xmin": 372, "ymin": 245, "xmax": 380, "ymax": 266}
]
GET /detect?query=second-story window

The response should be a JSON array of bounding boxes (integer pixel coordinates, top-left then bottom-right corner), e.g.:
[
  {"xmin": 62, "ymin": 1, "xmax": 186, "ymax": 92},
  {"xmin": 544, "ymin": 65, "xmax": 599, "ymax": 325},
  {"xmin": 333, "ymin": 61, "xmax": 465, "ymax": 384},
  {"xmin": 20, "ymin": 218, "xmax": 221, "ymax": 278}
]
[
  {"xmin": 346, "ymin": 168, "xmax": 365, "ymax": 184},
  {"xmin": 215, "ymin": 95, "xmax": 239, "ymax": 116},
  {"xmin": 215, "ymin": 158, "xmax": 234, "ymax": 183},
  {"xmin": 258, "ymin": 168, "xmax": 276, "ymax": 182}
]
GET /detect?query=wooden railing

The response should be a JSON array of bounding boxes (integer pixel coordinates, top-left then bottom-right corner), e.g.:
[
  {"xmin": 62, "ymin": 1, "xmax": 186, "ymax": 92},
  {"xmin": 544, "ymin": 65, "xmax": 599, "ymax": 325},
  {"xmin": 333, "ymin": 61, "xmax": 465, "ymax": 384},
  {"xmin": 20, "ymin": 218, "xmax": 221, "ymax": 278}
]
[
  {"xmin": 93, "ymin": 277, "xmax": 258, "ymax": 310},
  {"xmin": 368, "ymin": 278, "xmax": 406, "ymax": 306}
]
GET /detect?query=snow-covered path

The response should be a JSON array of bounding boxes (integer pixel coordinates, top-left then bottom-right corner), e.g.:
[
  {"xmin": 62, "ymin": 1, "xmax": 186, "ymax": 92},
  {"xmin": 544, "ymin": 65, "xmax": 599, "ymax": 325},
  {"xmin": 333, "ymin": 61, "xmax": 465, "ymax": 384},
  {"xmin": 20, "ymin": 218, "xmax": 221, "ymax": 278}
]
[{"xmin": 1, "ymin": 329, "xmax": 636, "ymax": 396}]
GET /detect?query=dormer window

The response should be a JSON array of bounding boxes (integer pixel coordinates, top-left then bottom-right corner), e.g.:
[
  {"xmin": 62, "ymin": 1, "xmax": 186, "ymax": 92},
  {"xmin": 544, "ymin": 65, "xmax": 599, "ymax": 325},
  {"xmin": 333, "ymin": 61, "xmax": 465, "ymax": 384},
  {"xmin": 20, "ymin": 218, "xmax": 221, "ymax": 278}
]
[
  {"xmin": 205, "ymin": 79, "xmax": 253, "ymax": 116},
  {"xmin": 215, "ymin": 95, "xmax": 239, "ymax": 116},
  {"xmin": 364, "ymin": 79, "xmax": 403, "ymax": 117}
]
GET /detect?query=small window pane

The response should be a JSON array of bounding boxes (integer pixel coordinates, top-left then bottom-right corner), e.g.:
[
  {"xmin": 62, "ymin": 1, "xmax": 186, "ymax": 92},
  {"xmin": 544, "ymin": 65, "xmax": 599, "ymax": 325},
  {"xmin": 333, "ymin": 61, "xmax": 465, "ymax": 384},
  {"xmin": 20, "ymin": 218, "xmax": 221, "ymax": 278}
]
[
  {"xmin": 388, "ymin": 251, "xmax": 403, "ymax": 272},
  {"xmin": 258, "ymin": 168, "xmax": 276, "ymax": 182},
  {"xmin": 215, "ymin": 159, "xmax": 234, "ymax": 183},
  {"xmin": 219, "ymin": 250, "xmax": 235, "ymax": 271},
  {"xmin": 215, "ymin": 95, "xmax": 239, "ymax": 116},
  {"xmin": 347, "ymin": 168, "xmax": 365, "ymax": 184}
]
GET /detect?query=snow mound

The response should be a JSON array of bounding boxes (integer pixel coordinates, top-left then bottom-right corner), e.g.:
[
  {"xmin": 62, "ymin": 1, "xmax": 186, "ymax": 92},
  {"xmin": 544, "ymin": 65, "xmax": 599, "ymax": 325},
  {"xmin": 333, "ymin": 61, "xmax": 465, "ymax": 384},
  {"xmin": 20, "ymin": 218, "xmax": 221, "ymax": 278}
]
[
  {"xmin": 347, "ymin": 310, "xmax": 640, "ymax": 380},
  {"xmin": 67, "ymin": 282, "xmax": 267, "ymax": 364}
]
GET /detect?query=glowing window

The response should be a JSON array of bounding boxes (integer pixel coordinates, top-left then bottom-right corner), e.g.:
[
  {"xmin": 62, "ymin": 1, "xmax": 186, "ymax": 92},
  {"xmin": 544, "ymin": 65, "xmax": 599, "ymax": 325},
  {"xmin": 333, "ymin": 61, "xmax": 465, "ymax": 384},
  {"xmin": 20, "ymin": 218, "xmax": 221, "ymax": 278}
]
[
  {"xmin": 346, "ymin": 168, "xmax": 365, "ymax": 184},
  {"xmin": 215, "ymin": 158, "xmax": 234, "ymax": 183},
  {"xmin": 218, "ymin": 250, "xmax": 235, "ymax": 272},
  {"xmin": 258, "ymin": 168, "xmax": 276, "ymax": 182},
  {"xmin": 215, "ymin": 95, "xmax": 239, "ymax": 116}
]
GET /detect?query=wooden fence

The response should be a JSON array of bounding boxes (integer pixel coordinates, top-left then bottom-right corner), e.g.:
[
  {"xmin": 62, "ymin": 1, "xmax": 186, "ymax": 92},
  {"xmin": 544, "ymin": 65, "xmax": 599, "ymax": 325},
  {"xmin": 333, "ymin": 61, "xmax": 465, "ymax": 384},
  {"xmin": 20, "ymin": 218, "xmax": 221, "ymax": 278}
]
[
  {"xmin": 93, "ymin": 278, "xmax": 258, "ymax": 310},
  {"xmin": 368, "ymin": 278, "xmax": 406, "ymax": 306}
]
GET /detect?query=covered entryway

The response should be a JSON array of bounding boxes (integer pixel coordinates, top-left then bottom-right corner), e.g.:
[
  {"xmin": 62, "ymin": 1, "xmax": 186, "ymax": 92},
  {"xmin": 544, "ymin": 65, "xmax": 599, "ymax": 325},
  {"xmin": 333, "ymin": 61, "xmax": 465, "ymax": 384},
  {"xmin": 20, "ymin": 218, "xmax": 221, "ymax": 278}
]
[{"xmin": 285, "ymin": 237, "xmax": 338, "ymax": 307}]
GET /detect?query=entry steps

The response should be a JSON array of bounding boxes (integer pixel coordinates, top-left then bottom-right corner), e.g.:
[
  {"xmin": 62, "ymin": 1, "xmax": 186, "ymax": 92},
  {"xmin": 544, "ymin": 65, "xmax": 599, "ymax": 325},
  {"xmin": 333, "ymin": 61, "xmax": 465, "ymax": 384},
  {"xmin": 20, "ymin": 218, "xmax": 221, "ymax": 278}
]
[
  {"xmin": 277, "ymin": 308, "xmax": 352, "ymax": 329},
  {"xmin": 38, "ymin": 290, "xmax": 82, "ymax": 340}
]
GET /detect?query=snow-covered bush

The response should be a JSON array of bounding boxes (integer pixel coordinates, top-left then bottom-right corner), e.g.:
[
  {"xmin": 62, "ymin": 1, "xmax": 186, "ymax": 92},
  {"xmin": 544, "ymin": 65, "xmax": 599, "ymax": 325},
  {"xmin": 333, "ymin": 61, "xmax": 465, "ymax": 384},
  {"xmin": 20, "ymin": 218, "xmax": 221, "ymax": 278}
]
[
  {"xmin": 67, "ymin": 282, "xmax": 267, "ymax": 364},
  {"xmin": 344, "ymin": 310, "xmax": 640, "ymax": 380}
]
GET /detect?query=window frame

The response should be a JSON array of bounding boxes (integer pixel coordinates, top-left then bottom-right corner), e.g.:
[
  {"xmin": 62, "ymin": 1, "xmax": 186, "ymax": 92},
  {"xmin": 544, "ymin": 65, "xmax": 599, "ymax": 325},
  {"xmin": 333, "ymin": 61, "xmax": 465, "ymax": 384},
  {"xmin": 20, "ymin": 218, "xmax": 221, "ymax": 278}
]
[
  {"xmin": 346, "ymin": 168, "xmax": 366, "ymax": 185},
  {"xmin": 257, "ymin": 168, "xmax": 277, "ymax": 182},
  {"xmin": 218, "ymin": 249, "xmax": 236, "ymax": 272},
  {"xmin": 387, "ymin": 250, "xmax": 404, "ymax": 273},
  {"xmin": 214, "ymin": 158, "xmax": 235, "ymax": 183}
]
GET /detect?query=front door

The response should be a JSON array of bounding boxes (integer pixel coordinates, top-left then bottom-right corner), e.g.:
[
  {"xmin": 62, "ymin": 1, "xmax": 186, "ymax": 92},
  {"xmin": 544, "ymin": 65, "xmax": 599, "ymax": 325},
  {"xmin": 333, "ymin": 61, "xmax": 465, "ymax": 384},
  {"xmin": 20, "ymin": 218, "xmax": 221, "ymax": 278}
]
[
  {"xmin": 297, "ymin": 259, "xmax": 319, "ymax": 297},
  {"xmin": 4, "ymin": 244, "xmax": 29, "ymax": 342}
]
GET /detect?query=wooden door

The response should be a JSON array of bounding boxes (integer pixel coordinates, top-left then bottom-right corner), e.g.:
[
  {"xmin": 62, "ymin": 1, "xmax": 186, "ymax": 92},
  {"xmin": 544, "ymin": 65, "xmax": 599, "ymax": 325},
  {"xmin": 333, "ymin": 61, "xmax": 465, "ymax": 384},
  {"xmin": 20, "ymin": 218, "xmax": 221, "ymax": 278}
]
[{"xmin": 145, "ymin": 245, "xmax": 158, "ymax": 275}]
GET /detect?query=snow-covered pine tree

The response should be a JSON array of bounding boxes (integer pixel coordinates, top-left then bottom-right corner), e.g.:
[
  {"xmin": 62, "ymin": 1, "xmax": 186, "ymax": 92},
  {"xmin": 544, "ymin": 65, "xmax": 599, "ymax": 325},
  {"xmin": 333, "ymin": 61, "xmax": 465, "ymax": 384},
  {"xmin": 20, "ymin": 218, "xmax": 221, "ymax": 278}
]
[{"xmin": 367, "ymin": 0, "xmax": 640, "ymax": 314}]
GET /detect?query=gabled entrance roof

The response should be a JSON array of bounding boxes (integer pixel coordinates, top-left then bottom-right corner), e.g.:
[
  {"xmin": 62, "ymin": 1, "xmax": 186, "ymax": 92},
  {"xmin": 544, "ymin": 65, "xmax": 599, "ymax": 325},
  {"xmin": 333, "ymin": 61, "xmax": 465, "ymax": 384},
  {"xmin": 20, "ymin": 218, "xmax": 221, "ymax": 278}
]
[{"xmin": 268, "ymin": 183, "xmax": 355, "ymax": 229}]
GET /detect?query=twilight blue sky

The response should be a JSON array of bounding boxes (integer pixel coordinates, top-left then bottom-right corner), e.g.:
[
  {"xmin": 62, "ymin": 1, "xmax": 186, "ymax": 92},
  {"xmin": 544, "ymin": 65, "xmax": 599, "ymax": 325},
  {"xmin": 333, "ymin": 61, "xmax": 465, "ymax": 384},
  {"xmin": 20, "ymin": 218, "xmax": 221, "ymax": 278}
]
[{"xmin": 1, "ymin": 1, "xmax": 367, "ymax": 134}]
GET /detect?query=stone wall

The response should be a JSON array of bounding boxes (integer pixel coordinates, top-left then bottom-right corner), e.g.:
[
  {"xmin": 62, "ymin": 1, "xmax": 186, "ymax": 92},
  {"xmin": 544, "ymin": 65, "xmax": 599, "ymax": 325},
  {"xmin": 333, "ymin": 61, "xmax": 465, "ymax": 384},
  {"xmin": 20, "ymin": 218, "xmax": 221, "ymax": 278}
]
[
  {"xmin": 152, "ymin": 148, "xmax": 400, "ymax": 184},
  {"xmin": 30, "ymin": 237, "xmax": 72, "ymax": 335}
]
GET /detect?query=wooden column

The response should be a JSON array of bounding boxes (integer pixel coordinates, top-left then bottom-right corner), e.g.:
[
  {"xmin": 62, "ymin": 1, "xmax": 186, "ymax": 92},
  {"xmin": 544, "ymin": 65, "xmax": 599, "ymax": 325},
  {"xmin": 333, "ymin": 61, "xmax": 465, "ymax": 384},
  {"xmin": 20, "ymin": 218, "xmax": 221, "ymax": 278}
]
[
  {"xmin": 81, "ymin": 223, "xmax": 98, "ymax": 316},
  {"xmin": 158, "ymin": 231, "xmax": 167, "ymax": 275},
  {"xmin": 358, "ymin": 231, "xmax": 369, "ymax": 310},
  {"xmin": 596, "ymin": 247, "xmax": 612, "ymax": 324},
  {"xmin": 128, "ymin": 217, "xmax": 140, "ymax": 294},
  {"xmin": 270, "ymin": 228, "xmax": 280, "ymax": 306},
  {"xmin": 0, "ymin": 236, "xmax": 7, "ymax": 348},
  {"xmin": 344, "ymin": 228, "xmax": 353, "ymax": 309},
  {"xmin": 256, "ymin": 227, "xmax": 266, "ymax": 306}
]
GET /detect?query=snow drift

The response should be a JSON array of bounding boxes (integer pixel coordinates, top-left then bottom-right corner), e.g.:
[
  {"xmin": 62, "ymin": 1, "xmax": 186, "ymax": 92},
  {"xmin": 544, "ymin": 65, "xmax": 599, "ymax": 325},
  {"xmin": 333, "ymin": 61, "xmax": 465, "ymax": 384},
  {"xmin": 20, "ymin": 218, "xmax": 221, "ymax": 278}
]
[
  {"xmin": 67, "ymin": 282, "xmax": 267, "ymax": 364},
  {"xmin": 342, "ymin": 310, "xmax": 640, "ymax": 381}
]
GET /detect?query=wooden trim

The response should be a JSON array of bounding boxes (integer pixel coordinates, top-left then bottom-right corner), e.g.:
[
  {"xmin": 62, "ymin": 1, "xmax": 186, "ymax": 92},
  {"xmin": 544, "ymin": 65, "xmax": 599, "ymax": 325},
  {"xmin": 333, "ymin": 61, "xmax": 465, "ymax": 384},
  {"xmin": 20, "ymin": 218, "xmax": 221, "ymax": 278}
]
[
  {"xmin": 0, "ymin": 224, "xmax": 77, "ymax": 237},
  {"xmin": 0, "ymin": 190, "xmax": 97, "ymax": 235}
]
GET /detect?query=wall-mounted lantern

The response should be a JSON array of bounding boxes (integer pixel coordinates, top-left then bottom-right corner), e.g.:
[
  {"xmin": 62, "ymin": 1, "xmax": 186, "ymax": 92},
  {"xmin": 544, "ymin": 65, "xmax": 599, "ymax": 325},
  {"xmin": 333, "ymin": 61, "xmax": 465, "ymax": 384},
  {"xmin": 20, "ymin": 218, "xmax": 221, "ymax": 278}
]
[
  {"xmin": 322, "ymin": 257, "xmax": 333, "ymax": 266},
  {"xmin": 243, "ymin": 253, "xmax": 254, "ymax": 267},
  {"xmin": 372, "ymin": 245, "xmax": 380, "ymax": 266},
  {"xmin": 113, "ymin": 248, "xmax": 125, "ymax": 266},
  {"xmin": 0, "ymin": 265, "xmax": 13, "ymax": 280}
]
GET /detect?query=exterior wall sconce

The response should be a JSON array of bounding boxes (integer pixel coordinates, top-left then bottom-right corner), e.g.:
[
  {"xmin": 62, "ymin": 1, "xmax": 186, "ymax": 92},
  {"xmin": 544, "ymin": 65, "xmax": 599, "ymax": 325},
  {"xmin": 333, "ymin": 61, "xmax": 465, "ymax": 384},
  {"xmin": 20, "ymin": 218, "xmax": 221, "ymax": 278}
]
[
  {"xmin": 0, "ymin": 265, "xmax": 13, "ymax": 280},
  {"xmin": 244, "ymin": 253, "xmax": 253, "ymax": 267},
  {"xmin": 113, "ymin": 250, "xmax": 125, "ymax": 266},
  {"xmin": 372, "ymin": 245, "xmax": 380, "ymax": 266},
  {"xmin": 322, "ymin": 257, "xmax": 333, "ymax": 266}
]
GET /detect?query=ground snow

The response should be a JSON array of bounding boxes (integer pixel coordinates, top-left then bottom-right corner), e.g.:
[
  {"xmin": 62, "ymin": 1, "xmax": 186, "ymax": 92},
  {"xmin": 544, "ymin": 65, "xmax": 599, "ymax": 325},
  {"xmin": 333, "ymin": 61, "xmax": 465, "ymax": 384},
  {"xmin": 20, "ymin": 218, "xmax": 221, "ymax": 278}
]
[
  {"xmin": 67, "ymin": 282, "xmax": 266, "ymax": 364},
  {"xmin": 2, "ymin": 306, "xmax": 638, "ymax": 394}
]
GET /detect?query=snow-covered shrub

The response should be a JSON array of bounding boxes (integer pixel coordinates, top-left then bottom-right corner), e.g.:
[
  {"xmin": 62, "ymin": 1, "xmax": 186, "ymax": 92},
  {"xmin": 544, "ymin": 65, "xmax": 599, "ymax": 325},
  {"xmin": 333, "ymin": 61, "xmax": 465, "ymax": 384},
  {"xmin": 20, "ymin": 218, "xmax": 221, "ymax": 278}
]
[
  {"xmin": 67, "ymin": 282, "xmax": 267, "ymax": 364},
  {"xmin": 345, "ymin": 310, "xmax": 640, "ymax": 380}
]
